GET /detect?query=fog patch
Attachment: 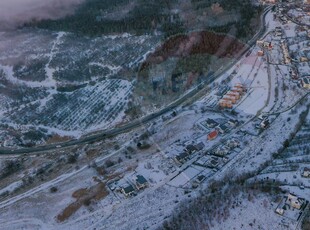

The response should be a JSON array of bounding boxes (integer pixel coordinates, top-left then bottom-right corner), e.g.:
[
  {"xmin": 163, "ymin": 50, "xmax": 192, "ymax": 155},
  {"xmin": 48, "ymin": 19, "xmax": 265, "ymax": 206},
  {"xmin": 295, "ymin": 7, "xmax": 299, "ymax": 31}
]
[{"xmin": 0, "ymin": 0, "xmax": 85, "ymax": 30}]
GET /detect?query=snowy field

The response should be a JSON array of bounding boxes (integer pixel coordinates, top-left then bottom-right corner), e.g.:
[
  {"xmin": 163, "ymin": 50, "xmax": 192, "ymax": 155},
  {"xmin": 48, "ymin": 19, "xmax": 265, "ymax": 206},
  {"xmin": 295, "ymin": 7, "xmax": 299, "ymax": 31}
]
[
  {"xmin": 0, "ymin": 30, "xmax": 160, "ymax": 146},
  {"xmin": 0, "ymin": 5, "xmax": 309, "ymax": 230},
  {"xmin": 211, "ymin": 193, "xmax": 297, "ymax": 230}
]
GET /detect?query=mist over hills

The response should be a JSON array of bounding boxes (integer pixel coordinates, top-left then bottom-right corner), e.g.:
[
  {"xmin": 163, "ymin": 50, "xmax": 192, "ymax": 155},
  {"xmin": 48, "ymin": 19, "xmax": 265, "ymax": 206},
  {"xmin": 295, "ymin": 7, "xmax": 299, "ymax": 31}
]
[
  {"xmin": 24, "ymin": 0, "xmax": 261, "ymax": 38},
  {"xmin": 0, "ymin": 0, "xmax": 85, "ymax": 31}
]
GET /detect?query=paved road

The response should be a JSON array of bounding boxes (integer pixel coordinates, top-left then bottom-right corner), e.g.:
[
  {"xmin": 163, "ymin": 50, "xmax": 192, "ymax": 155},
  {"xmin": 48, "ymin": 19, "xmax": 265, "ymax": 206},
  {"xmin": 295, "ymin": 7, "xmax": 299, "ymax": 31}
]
[{"xmin": 0, "ymin": 7, "xmax": 271, "ymax": 155}]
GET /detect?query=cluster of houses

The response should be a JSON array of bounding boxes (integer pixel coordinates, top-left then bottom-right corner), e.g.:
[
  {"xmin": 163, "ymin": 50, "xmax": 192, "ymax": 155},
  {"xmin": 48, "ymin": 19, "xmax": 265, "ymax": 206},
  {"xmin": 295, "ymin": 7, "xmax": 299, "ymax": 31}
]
[
  {"xmin": 212, "ymin": 139, "xmax": 240, "ymax": 157},
  {"xmin": 173, "ymin": 135, "xmax": 240, "ymax": 170},
  {"xmin": 256, "ymin": 40, "xmax": 273, "ymax": 57},
  {"xmin": 257, "ymin": 39, "xmax": 272, "ymax": 48},
  {"xmin": 289, "ymin": 67, "xmax": 298, "ymax": 80},
  {"xmin": 274, "ymin": 26, "xmax": 283, "ymax": 37},
  {"xmin": 121, "ymin": 175, "xmax": 149, "ymax": 197},
  {"xmin": 191, "ymin": 139, "xmax": 240, "ymax": 172},
  {"xmin": 205, "ymin": 118, "xmax": 239, "ymax": 141},
  {"xmin": 276, "ymin": 193, "xmax": 307, "ymax": 216},
  {"xmin": 275, "ymin": 7, "xmax": 291, "ymax": 24},
  {"xmin": 194, "ymin": 155, "xmax": 220, "ymax": 170},
  {"xmin": 274, "ymin": 7, "xmax": 310, "ymax": 91},
  {"xmin": 174, "ymin": 142, "xmax": 205, "ymax": 165},
  {"xmin": 280, "ymin": 40, "xmax": 291, "ymax": 65},
  {"xmin": 218, "ymin": 83, "xmax": 246, "ymax": 109},
  {"xmin": 109, "ymin": 174, "xmax": 149, "ymax": 198}
]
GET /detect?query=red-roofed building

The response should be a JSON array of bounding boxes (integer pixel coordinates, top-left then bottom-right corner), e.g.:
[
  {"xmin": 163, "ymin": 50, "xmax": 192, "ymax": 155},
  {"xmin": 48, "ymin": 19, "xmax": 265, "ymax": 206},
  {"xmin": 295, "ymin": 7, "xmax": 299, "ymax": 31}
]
[{"xmin": 207, "ymin": 130, "xmax": 218, "ymax": 140}]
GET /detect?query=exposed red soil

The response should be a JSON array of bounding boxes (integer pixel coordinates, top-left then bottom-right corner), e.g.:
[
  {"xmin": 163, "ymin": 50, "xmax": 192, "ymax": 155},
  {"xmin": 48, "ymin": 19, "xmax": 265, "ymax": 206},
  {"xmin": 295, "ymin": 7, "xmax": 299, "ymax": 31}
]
[
  {"xmin": 140, "ymin": 31, "xmax": 247, "ymax": 71},
  {"xmin": 57, "ymin": 182, "xmax": 108, "ymax": 222}
]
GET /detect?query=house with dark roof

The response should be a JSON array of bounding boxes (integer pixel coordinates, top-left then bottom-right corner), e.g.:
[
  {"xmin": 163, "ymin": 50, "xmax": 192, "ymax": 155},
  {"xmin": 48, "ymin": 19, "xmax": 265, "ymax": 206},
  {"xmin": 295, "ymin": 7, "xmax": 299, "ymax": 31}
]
[
  {"xmin": 216, "ymin": 124, "xmax": 229, "ymax": 134},
  {"xmin": 205, "ymin": 118, "xmax": 219, "ymax": 128},
  {"xmin": 135, "ymin": 175, "xmax": 148, "ymax": 190},
  {"xmin": 196, "ymin": 175, "xmax": 206, "ymax": 183},
  {"xmin": 185, "ymin": 144, "xmax": 197, "ymax": 154},
  {"xmin": 207, "ymin": 158, "xmax": 219, "ymax": 168},
  {"xmin": 194, "ymin": 142, "xmax": 205, "ymax": 151},
  {"xmin": 174, "ymin": 152, "xmax": 189, "ymax": 164},
  {"xmin": 121, "ymin": 184, "xmax": 135, "ymax": 197},
  {"xmin": 228, "ymin": 119, "xmax": 239, "ymax": 127}
]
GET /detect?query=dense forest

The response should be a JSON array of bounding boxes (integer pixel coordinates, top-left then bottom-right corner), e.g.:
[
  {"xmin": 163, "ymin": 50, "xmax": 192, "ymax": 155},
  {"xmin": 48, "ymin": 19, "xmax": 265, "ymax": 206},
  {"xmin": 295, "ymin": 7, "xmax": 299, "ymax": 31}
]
[{"xmin": 26, "ymin": 0, "xmax": 261, "ymax": 38}]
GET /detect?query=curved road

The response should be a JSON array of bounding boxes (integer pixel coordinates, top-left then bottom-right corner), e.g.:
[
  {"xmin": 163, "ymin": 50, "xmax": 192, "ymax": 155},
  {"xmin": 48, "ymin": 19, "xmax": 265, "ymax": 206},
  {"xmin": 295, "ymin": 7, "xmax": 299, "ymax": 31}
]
[{"xmin": 0, "ymin": 7, "xmax": 271, "ymax": 155}]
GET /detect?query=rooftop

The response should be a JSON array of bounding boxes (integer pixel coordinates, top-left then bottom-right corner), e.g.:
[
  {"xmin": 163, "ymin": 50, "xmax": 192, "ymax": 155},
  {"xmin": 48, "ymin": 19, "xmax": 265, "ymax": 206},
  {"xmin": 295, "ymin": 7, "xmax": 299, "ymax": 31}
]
[
  {"xmin": 208, "ymin": 130, "xmax": 218, "ymax": 139},
  {"xmin": 123, "ymin": 185, "xmax": 135, "ymax": 194},
  {"xmin": 136, "ymin": 175, "xmax": 147, "ymax": 185}
]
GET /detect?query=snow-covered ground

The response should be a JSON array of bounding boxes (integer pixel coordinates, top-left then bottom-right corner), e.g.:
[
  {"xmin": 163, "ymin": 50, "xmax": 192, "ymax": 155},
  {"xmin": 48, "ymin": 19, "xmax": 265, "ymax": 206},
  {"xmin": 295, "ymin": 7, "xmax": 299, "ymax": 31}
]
[
  {"xmin": 0, "ymin": 4, "xmax": 309, "ymax": 230},
  {"xmin": 0, "ymin": 30, "xmax": 161, "ymax": 146},
  {"xmin": 211, "ymin": 193, "xmax": 297, "ymax": 230},
  {"xmin": 232, "ymin": 54, "xmax": 268, "ymax": 115}
]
